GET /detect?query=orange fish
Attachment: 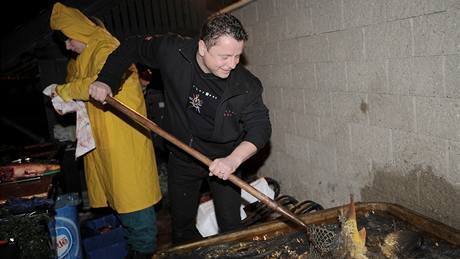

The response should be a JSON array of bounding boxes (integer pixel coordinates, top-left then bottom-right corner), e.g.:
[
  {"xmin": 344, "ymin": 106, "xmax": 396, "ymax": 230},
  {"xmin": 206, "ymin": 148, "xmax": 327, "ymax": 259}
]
[
  {"xmin": 335, "ymin": 194, "xmax": 368, "ymax": 259},
  {"xmin": 298, "ymin": 195, "xmax": 368, "ymax": 258}
]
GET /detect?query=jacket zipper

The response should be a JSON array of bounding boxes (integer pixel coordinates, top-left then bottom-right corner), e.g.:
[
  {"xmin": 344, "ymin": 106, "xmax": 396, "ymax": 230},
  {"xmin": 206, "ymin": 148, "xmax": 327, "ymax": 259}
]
[{"xmin": 189, "ymin": 136, "xmax": 194, "ymax": 147}]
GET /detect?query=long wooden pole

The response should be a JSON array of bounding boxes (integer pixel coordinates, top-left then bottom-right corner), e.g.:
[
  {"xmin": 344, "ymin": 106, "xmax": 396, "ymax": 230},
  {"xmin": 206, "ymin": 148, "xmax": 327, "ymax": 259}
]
[{"xmin": 105, "ymin": 96, "xmax": 309, "ymax": 230}]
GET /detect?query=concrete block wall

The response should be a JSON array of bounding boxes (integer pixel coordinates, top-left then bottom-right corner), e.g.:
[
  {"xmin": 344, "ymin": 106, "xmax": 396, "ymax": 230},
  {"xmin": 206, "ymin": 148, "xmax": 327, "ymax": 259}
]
[{"xmin": 234, "ymin": 0, "xmax": 460, "ymax": 229}]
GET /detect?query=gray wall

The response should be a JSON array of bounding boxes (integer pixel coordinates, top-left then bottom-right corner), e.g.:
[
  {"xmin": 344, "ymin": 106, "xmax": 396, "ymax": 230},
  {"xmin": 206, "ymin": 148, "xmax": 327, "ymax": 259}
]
[{"xmin": 234, "ymin": 0, "xmax": 460, "ymax": 229}]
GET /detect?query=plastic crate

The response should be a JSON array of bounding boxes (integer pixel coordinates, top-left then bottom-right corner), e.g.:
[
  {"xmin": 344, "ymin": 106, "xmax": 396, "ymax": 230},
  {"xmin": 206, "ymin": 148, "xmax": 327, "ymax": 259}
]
[{"xmin": 81, "ymin": 214, "xmax": 127, "ymax": 259}]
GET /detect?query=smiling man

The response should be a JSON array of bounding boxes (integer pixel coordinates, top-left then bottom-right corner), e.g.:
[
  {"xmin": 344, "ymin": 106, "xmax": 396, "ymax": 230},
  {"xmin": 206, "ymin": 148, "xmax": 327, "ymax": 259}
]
[{"xmin": 90, "ymin": 13, "xmax": 271, "ymax": 244}]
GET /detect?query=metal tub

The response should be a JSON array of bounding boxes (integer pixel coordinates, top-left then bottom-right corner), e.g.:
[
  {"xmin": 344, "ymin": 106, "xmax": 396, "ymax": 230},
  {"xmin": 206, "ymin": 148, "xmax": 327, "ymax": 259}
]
[{"xmin": 155, "ymin": 202, "xmax": 460, "ymax": 258}]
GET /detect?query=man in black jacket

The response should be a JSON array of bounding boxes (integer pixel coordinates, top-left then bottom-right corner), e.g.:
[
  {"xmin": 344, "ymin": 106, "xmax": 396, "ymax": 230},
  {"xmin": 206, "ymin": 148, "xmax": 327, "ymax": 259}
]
[{"xmin": 89, "ymin": 13, "xmax": 271, "ymax": 244}]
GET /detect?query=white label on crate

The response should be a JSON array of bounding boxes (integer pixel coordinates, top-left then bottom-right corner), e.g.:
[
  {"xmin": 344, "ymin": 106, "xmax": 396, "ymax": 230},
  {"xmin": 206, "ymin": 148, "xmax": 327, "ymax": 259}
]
[
  {"xmin": 56, "ymin": 226, "xmax": 72, "ymax": 258},
  {"xmin": 55, "ymin": 216, "xmax": 81, "ymax": 259}
]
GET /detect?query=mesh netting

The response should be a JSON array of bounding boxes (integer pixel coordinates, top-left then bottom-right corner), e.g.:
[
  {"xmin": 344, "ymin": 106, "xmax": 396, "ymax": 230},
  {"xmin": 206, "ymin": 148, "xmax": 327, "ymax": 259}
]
[{"xmin": 306, "ymin": 224, "xmax": 338, "ymax": 258}]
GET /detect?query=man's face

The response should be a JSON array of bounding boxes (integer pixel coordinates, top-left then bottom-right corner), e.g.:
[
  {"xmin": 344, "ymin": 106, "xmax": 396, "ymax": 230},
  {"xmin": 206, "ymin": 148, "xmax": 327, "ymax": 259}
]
[
  {"xmin": 197, "ymin": 35, "xmax": 244, "ymax": 79},
  {"xmin": 65, "ymin": 39, "xmax": 86, "ymax": 54}
]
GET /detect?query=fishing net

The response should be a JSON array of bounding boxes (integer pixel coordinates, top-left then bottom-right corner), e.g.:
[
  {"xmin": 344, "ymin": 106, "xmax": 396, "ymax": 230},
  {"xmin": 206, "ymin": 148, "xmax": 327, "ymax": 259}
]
[
  {"xmin": 242, "ymin": 196, "xmax": 336, "ymax": 257},
  {"xmin": 306, "ymin": 224, "xmax": 339, "ymax": 258}
]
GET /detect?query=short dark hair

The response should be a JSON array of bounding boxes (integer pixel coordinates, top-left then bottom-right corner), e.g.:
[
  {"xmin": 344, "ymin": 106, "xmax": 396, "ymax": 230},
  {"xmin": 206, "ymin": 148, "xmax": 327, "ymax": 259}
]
[{"xmin": 200, "ymin": 13, "xmax": 248, "ymax": 48}]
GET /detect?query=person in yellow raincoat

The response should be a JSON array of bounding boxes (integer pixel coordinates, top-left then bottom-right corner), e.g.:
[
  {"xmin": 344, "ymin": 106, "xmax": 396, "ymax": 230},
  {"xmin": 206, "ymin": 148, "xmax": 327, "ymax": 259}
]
[{"xmin": 50, "ymin": 3, "xmax": 161, "ymax": 257}]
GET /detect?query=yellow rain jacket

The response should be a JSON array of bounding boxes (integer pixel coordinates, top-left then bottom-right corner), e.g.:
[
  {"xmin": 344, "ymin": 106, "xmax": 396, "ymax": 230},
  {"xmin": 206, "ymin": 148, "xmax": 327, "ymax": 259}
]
[{"xmin": 50, "ymin": 3, "xmax": 161, "ymax": 213}]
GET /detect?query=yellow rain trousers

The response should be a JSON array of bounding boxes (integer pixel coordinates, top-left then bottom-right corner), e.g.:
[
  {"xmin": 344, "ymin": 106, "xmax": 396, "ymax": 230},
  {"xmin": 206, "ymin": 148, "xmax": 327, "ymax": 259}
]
[{"xmin": 50, "ymin": 3, "xmax": 161, "ymax": 213}]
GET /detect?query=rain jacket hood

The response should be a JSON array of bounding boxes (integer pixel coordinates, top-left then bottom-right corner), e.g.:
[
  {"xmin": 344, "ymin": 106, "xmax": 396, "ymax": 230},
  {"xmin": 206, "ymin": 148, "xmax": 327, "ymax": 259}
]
[{"xmin": 50, "ymin": 2, "xmax": 110, "ymax": 45}]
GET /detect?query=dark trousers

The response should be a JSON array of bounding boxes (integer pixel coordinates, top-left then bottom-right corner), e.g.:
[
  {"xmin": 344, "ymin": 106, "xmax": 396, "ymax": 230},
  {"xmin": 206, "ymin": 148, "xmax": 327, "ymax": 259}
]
[
  {"xmin": 118, "ymin": 205, "xmax": 157, "ymax": 253},
  {"xmin": 168, "ymin": 152, "xmax": 242, "ymax": 244}
]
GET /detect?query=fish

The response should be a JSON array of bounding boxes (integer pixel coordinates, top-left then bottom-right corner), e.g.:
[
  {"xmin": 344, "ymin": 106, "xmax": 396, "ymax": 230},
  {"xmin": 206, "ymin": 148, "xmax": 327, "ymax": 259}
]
[
  {"xmin": 380, "ymin": 230, "xmax": 422, "ymax": 258},
  {"xmin": 298, "ymin": 195, "xmax": 368, "ymax": 259},
  {"xmin": 0, "ymin": 162, "xmax": 60, "ymax": 183},
  {"xmin": 334, "ymin": 194, "xmax": 368, "ymax": 259}
]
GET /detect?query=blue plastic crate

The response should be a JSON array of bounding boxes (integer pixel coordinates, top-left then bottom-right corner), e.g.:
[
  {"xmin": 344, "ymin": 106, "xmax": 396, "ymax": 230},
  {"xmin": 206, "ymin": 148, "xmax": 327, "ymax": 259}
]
[{"xmin": 81, "ymin": 214, "xmax": 127, "ymax": 259}]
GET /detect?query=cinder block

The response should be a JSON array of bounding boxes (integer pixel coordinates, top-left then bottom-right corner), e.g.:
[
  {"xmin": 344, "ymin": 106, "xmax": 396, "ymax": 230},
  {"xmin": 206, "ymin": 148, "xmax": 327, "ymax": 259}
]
[
  {"xmin": 284, "ymin": 132, "xmax": 309, "ymax": 161},
  {"xmin": 364, "ymin": 23, "xmax": 387, "ymax": 59},
  {"xmin": 299, "ymin": 35, "xmax": 329, "ymax": 62},
  {"xmin": 328, "ymin": 28, "xmax": 364, "ymax": 62},
  {"xmin": 294, "ymin": 112, "xmax": 320, "ymax": 140},
  {"xmin": 392, "ymin": 130, "xmax": 449, "ymax": 175},
  {"xmin": 343, "ymin": 0, "xmax": 386, "ymax": 28},
  {"xmin": 413, "ymin": 13, "xmax": 447, "ymax": 56},
  {"xmin": 445, "ymin": 55, "xmax": 460, "ymax": 98},
  {"xmin": 291, "ymin": 61, "xmax": 316, "ymax": 90},
  {"xmin": 267, "ymin": 16, "xmax": 287, "ymax": 42},
  {"xmin": 316, "ymin": 62, "xmax": 347, "ymax": 92},
  {"xmin": 286, "ymin": 8, "xmax": 312, "ymax": 38},
  {"xmin": 311, "ymin": 0, "xmax": 343, "ymax": 33},
  {"xmin": 350, "ymin": 123, "xmax": 393, "ymax": 166},
  {"xmin": 418, "ymin": 170, "xmax": 460, "ymax": 230},
  {"xmin": 416, "ymin": 97, "xmax": 460, "ymax": 141},
  {"xmin": 282, "ymin": 88, "xmax": 305, "ymax": 112},
  {"xmin": 388, "ymin": 58, "xmax": 412, "ymax": 95},
  {"xmin": 410, "ymin": 56, "xmax": 443, "ymax": 97},
  {"xmin": 369, "ymin": 93, "xmax": 415, "ymax": 132},
  {"xmin": 304, "ymin": 89, "xmax": 332, "ymax": 117},
  {"xmin": 386, "ymin": 0, "xmax": 445, "ymax": 21},
  {"xmin": 279, "ymin": 38, "xmax": 300, "ymax": 64},
  {"xmin": 386, "ymin": 19, "xmax": 412, "ymax": 58},
  {"xmin": 448, "ymin": 142, "xmax": 460, "ymax": 183},
  {"xmin": 444, "ymin": 7, "xmax": 460, "ymax": 54},
  {"xmin": 310, "ymin": 140, "xmax": 337, "ymax": 174},
  {"xmin": 331, "ymin": 92, "xmax": 368, "ymax": 124}
]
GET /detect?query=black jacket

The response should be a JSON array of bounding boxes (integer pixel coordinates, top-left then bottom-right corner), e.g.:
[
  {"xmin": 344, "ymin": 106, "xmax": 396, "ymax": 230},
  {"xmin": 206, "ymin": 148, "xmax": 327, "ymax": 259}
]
[{"xmin": 98, "ymin": 34, "xmax": 271, "ymax": 158}]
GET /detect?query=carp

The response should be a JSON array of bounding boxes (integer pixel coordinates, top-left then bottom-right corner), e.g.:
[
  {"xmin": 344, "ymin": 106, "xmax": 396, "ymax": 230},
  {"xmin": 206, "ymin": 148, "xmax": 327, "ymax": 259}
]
[
  {"xmin": 334, "ymin": 194, "xmax": 368, "ymax": 259},
  {"xmin": 0, "ymin": 162, "xmax": 59, "ymax": 183},
  {"xmin": 298, "ymin": 195, "xmax": 368, "ymax": 259},
  {"xmin": 380, "ymin": 230, "xmax": 423, "ymax": 258}
]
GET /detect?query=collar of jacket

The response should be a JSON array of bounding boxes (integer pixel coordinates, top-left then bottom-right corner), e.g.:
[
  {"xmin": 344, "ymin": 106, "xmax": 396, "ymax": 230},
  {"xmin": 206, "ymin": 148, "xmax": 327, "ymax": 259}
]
[{"xmin": 178, "ymin": 37, "xmax": 250, "ymax": 100}]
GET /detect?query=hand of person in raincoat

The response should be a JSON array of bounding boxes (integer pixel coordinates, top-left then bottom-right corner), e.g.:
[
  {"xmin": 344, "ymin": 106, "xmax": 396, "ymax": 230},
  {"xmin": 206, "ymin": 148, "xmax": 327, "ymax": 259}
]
[{"xmin": 89, "ymin": 81, "xmax": 112, "ymax": 103}]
